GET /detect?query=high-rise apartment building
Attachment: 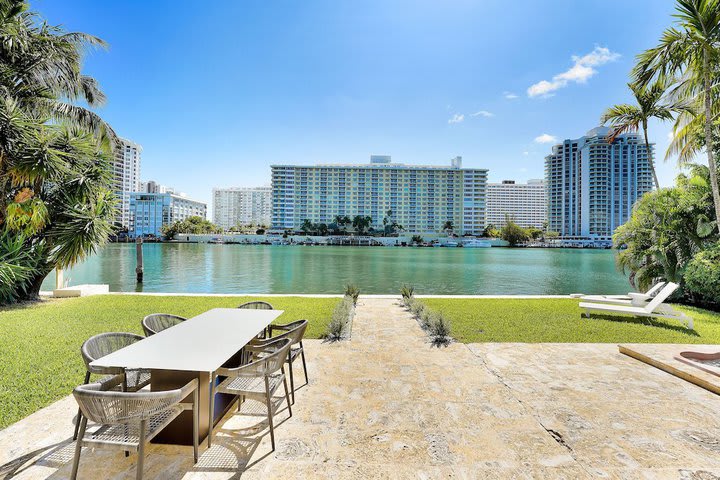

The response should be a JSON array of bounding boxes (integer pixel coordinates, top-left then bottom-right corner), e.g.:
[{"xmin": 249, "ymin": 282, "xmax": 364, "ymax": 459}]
[
  {"xmin": 271, "ymin": 156, "xmax": 488, "ymax": 235},
  {"xmin": 129, "ymin": 191, "xmax": 207, "ymax": 238},
  {"xmin": 212, "ymin": 187, "xmax": 272, "ymax": 230},
  {"xmin": 545, "ymin": 126, "xmax": 654, "ymax": 239},
  {"xmin": 486, "ymin": 179, "xmax": 547, "ymax": 228},
  {"xmin": 112, "ymin": 138, "xmax": 142, "ymax": 229}
]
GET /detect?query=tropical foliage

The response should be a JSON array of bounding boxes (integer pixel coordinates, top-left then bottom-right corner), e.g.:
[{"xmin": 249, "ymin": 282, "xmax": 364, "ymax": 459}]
[
  {"xmin": 601, "ymin": 81, "xmax": 675, "ymax": 189},
  {"xmin": 501, "ymin": 219, "xmax": 530, "ymax": 247},
  {"xmin": 614, "ymin": 165, "xmax": 718, "ymax": 292},
  {"xmin": 0, "ymin": 0, "xmax": 116, "ymax": 303},
  {"xmin": 160, "ymin": 216, "xmax": 222, "ymax": 240},
  {"xmin": 684, "ymin": 242, "xmax": 720, "ymax": 306},
  {"xmin": 634, "ymin": 0, "xmax": 720, "ymax": 225}
]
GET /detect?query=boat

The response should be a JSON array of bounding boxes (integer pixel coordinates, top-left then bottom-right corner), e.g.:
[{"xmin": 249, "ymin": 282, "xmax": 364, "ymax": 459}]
[
  {"xmin": 440, "ymin": 240, "xmax": 458, "ymax": 247},
  {"xmin": 208, "ymin": 237, "xmax": 225, "ymax": 244},
  {"xmin": 462, "ymin": 239, "xmax": 491, "ymax": 248}
]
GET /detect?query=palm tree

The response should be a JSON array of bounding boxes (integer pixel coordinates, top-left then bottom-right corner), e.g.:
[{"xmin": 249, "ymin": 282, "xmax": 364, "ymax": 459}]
[
  {"xmin": 442, "ymin": 220, "xmax": 454, "ymax": 236},
  {"xmin": 601, "ymin": 81, "xmax": 674, "ymax": 189},
  {"xmin": 0, "ymin": 0, "xmax": 117, "ymax": 301},
  {"xmin": 0, "ymin": 0, "xmax": 116, "ymax": 143},
  {"xmin": 633, "ymin": 0, "xmax": 720, "ymax": 224}
]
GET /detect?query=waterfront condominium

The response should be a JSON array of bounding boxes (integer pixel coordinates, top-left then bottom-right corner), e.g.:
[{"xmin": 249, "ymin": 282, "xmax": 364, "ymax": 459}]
[
  {"xmin": 212, "ymin": 186, "xmax": 272, "ymax": 230},
  {"xmin": 129, "ymin": 186, "xmax": 207, "ymax": 238},
  {"xmin": 271, "ymin": 155, "xmax": 488, "ymax": 235},
  {"xmin": 545, "ymin": 126, "xmax": 654, "ymax": 240},
  {"xmin": 486, "ymin": 179, "xmax": 547, "ymax": 229},
  {"xmin": 112, "ymin": 138, "xmax": 142, "ymax": 229}
]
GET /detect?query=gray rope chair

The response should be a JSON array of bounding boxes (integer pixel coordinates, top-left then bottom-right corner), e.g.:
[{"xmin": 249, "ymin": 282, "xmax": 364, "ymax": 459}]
[
  {"xmin": 209, "ymin": 337, "xmax": 292, "ymax": 450},
  {"xmin": 237, "ymin": 301, "xmax": 274, "ymax": 339},
  {"xmin": 142, "ymin": 313, "xmax": 187, "ymax": 336},
  {"xmin": 237, "ymin": 301, "xmax": 274, "ymax": 310},
  {"xmin": 251, "ymin": 320, "xmax": 308, "ymax": 405},
  {"xmin": 73, "ymin": 332, "xmax": 151, "ymax": 440},
  {"xmin": 71, "ymin": 374, "xmax": 199, "ymax": 480}
]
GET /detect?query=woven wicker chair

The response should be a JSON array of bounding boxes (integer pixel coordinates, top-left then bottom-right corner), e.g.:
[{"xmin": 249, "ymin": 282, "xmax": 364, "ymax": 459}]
[
  {"xmin": 142, "ymin": 313, "xmax": 187, "ymax": 336},
  {"xmin": 209, "ymin": 337, "xmax": 292, "ymax": 450},
  {"xmin": 71, "ymin": 374, "xmax": 199, "ymax": 480},
  {"xmin": 237, "ymin": 301, "xmax": 274, "ymax": 339},
  {"xmin": 237, "ymin": 301, "xmax": 274, "ymax": 310},
  {"xmin": 73, "ymin": 333, "xmax": 151, "ymax": 440},
  {"xmin": 251, "ymin": 320, "xmax": 308, "ymax": 404}
]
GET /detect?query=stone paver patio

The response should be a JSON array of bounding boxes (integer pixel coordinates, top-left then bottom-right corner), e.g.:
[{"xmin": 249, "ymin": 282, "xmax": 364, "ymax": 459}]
[{"xmin": 1, "ymin": 297, "xmax": 719, "ymax": 479}]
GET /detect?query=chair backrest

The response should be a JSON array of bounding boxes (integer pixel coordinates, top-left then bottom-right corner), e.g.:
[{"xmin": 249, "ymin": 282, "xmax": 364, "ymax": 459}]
[
  {"xmin": 73, "ymin": 376, "xmax": 189, "ymax": 425},
  {"xmin": 142, "ymin": 313, "xmax": 187, "ymax": 336},
  {"xmin": 645, "ymin": 281, "xmax": 666, "ymax": 297},
  {"xmin": 237, "ymin": 301, "xmax": 274, "ymax": 310},
  {"xmin": 270, "ymin": 319, "xmax": 308, "ymax": 345},
  {"xmin": 644, "ymin": 282, "xmax": 678, "ymax": 312},
  {"xmin": 237, "ymin": 338, "xmax": 292, "ymax": 377},
  {"xmin": 81, "ymin": 332, "xmax": 144, "ymax": 371}
]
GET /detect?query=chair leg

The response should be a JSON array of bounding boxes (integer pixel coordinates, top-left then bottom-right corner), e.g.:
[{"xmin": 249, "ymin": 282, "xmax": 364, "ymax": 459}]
[
  {"xmin": 208, "ymin": 372, "xmax": 216, "ymax": 449},
  {"xmin": 73, "ymin": 372, "xmax": 91, "ymax": 441},
  {"xmin": 300, "ymin": 344, "xmax": 309, "ymax": 385},
  {"xmin": 282, "ymin": 367, "xmax": 292, "ymax": 418},
  {"xmin": 193, "ymin": 387, "xmax": 199, "ymax": 463},
  {"xmin": 137, "ymin": 420, "xmax": 146, "ymax": 480},
  {"xmin": 70, "ymin": 416, "xmax": 87, "ymax": 480},
  {"xmin": 264, "ymin": 376, "xmax": 275, "ymax": 451},
  {"xmin": 288, "ymin": 353, "xmax": 296, "ymax": 405}
]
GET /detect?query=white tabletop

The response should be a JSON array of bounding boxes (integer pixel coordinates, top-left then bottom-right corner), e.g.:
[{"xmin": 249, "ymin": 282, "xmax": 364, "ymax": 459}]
[{"xmin": 90, "ymin": 308, "xmax": 283, "ymax": 372}]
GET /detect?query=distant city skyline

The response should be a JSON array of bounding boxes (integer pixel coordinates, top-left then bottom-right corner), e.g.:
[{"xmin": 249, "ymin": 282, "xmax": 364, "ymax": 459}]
[{"xmin": 38, "ymin": 1, "xmax": 684, "ymax": 211}]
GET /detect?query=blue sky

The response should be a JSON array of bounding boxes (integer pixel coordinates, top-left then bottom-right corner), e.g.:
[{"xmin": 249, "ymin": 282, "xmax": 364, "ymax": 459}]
[{"xmin": 37, "ymin": 0, "xmax": 683, "ymax": 209}]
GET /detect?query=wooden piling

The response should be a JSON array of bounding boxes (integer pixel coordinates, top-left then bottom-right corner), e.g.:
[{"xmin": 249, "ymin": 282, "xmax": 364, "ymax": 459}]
[{"xmin": 135, "ymin": 237, "xmax": 144, "ymax": 283}]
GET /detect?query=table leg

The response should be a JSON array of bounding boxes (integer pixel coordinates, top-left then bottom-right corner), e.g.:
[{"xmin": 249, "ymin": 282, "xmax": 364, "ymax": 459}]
[{"xmin": 150, "ymin": 369, "xmax": 239, "ymax": 445}]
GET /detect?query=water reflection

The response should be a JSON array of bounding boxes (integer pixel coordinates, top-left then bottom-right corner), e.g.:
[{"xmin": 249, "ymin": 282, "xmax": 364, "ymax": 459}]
[{"xmin": 42, "ymin": 244, "xmax": 630, "ymax": 295}]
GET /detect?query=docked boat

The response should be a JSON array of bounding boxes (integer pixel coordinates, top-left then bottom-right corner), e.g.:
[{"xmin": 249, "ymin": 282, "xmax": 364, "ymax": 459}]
[{"xmin": 462, "ymin": 239, "xmax": 491, "ymax": 248}]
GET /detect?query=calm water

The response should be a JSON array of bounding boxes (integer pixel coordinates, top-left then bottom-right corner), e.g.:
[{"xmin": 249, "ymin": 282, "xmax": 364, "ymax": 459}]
[{"xmin": 41, "ymin": 244, "xmax": 631, "ymax": 295}]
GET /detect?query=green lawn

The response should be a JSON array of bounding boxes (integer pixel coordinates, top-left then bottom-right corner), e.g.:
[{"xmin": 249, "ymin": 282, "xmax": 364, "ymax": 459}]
[
  {"xmin": 421, "ymin": 298, "xmax": 720, "ymax": 344},
  {"xmin": 0, "ymin": 295, "xmax": 339, "ymax": 429}
]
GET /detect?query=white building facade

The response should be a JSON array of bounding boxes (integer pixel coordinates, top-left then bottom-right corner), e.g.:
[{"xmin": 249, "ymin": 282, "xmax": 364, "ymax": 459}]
[
  {"xmin": 271, "ymin": 156, "xmax": 488, "ymax": 235},
  {"xmin": 486, "ymin": 179, "xmax": 547, "ymax": 228},
  {"xmin": 212, "ymin": 187, "xmax": 272, "ymax": 230},
  {"xmin": 545, "ymin": 126, "xmax": 654, "ymax": 240},
  {"xmin": 112, "ymin": 138, "xmax": 142, "ymax": 229}
]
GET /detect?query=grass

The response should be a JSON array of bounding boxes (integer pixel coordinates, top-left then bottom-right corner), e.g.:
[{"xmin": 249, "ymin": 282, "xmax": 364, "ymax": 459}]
[
  {"xmin": 0, "ymin": 295, "xmax": 339, "ymax": 429},
  {"xmin": 421, "ymin": 298, "xmax": 720, "ymax": 344}
]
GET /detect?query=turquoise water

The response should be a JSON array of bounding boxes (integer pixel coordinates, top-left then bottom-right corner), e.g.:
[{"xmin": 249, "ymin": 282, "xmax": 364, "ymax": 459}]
[{"xmin": 42, "ymin": 244, "xmax": 631, "ymax": 295}]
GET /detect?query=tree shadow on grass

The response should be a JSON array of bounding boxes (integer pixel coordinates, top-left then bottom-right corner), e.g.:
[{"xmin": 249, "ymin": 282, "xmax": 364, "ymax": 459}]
[{"xmin": 582, "ymin": 313, "xmax": 700, "ymax": 337}]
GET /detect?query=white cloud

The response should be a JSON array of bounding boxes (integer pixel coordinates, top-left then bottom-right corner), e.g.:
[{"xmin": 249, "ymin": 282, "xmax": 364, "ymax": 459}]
[
  {"xmin": 527, "ymin": 46, "xmax": 620, "ymax": 98},
  {"xmin": 523, "ymin": 151, "xmax": 530, "ymax": 156},
  {"xmin": 470, "ymin": 110, "xmax": 494, "ymax": 118},
  {"xmin": 503, "ymin": 91, "xmax": 519, "ymax": 99},
  {"xmin": 667, "ymin": 130, "xmax": 674, "ymax": 142},
  {"xmin": 534, "ymin": 133, "xmax": 558, "ymax": 144},
  {"xmin": 448, "ymin": 113, "xmax": 464, "ymax": 124}
]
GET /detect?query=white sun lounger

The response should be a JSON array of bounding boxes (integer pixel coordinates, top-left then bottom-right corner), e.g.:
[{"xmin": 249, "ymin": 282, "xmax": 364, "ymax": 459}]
[
  {"xmin": 578, "ymin": 282, "xmax": 667, "ymax": 305},
  {"xmin": 579, "ymin": 282, "xmax": 693, "ymax": 330}
]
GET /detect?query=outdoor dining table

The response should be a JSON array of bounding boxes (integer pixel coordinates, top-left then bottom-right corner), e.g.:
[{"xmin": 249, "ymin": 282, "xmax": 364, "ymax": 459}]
[{"xmin": 90, "ymin": 307, "xmax": 283, "ymax": 445}]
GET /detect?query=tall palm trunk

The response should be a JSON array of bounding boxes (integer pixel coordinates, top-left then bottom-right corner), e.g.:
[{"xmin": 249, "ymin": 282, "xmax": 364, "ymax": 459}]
[
  {"xmin": 703, "ymin": 48, "xmax": 720, "ymax": 225},
  {"xmin": 642, "ymin": 121, "xmax": 660, "ymax": 189}
]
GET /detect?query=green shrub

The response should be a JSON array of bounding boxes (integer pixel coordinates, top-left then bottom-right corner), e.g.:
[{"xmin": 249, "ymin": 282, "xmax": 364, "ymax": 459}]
[
  {"xmin": 345, "ymin": 284, "xmax": 360, "ymax": 305},
  {"xmin": 429, "ymin": 313, "xmax": 452, "ymax": 345},
  {"xmin": 324, "ymin": 295, "xmax": 354, "ymax": 341},
  {"xmin": 685, "ymin": 243, "xmax": 720, "ymax": 306},
  {"xmin": 410, "ymin": 300, "xmax": 425, "ymax": 317},
  {"xmin": 400, "ymin": 285, "xmax": 415, "ymax": 304},
  {"xmin": 419, "ymin": 309, "xmax": 434, "ymax": 330}
]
